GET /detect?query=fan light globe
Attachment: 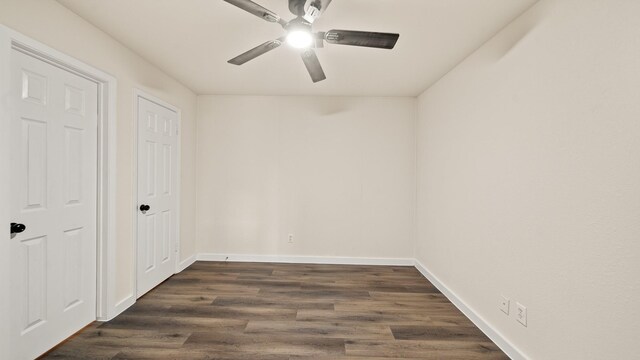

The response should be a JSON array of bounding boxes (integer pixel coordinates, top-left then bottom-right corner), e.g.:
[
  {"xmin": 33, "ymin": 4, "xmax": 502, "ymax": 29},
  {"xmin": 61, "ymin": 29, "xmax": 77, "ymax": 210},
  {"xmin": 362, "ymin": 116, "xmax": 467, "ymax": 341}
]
[{"xmin": 287, "ymin": 30, "xmax": 313, "ymax": 49}]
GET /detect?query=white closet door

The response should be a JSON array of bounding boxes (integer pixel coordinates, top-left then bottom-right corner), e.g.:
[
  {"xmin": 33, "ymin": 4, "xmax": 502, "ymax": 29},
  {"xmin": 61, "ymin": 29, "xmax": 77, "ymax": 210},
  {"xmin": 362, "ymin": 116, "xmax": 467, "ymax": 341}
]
[
  {"xmin": 9, "ymin": 49, "xmax": 98, "ymax": 359},
  {"xmin": 136, "ymin": 96, "xmax": 178, "ymax": 298}
]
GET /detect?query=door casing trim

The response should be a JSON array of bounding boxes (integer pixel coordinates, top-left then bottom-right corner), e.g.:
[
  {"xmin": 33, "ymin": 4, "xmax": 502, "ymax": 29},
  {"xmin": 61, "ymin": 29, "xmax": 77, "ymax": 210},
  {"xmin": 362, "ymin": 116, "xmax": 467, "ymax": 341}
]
[{"xmin": 0, "ymin": 25, "xmax": 119, "ymax": 336}]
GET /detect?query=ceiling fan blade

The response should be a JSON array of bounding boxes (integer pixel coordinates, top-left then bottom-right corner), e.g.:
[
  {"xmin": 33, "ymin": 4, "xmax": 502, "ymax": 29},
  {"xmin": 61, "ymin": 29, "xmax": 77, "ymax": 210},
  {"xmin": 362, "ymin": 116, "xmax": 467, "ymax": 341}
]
[
  {"xmin": 228, "ymin": 39, "xmax": 283, "ymax": 65},
  {"xmin": 301, "ymin": 49, "xmax": 326, "ymax": 83},
  {"xmin": 224, "ymin": 0, "xmax": 287, "ymax": 26},
  {"xmin": 325, "ymin": 30, "xmax": 400, "ymax": 49}
]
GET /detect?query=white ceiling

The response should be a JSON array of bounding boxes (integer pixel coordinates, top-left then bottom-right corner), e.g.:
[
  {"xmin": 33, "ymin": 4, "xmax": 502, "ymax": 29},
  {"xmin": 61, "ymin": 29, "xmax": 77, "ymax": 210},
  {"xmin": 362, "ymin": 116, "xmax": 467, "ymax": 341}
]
[{"xmin": 57, "ymin": 0, "xmax": 537, "ymax": 96}]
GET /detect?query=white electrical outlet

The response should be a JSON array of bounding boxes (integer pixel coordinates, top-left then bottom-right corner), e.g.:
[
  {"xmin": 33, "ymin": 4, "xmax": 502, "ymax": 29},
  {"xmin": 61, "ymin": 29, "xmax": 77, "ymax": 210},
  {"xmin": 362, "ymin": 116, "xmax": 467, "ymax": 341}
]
[
  {"xmin": 516, "ymin": 302, "xmax": 527, "ymax": 327},
  {"xmin": 499, "ymin": 295, "xmax": 510, "ymax": 315},
  {"xmin": 288, "ymin": 234, "xmax": 294, "ymax": 243}
]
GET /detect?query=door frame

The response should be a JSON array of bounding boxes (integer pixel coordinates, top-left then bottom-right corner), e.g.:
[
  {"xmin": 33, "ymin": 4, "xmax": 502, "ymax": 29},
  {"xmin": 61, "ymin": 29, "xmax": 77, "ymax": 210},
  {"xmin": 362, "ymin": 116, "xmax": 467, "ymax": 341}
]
[
  {"xmin": 0, "ymin": 25, "xmax": 119, "ymax": 335},
  {"xmin": 132, "ymin": 88, "xmax": 182, "ymax": 298}
]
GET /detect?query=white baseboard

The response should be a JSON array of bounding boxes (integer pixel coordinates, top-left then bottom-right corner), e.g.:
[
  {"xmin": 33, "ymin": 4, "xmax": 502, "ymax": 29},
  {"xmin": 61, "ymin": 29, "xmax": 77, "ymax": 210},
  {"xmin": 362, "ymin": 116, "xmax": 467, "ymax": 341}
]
[
  {"xmin": 177, "ymin": 254, "xmax": 197, "ymax": 272},
  {"xmin": 414, "ymin": 260, "xmax": 527, "ymax": 360},
  {"xmin": 98, "ymin": 254, "xmax": 197, "ymax": 322},
  {"xmin": 196, "ymin": 253, "xmax": 415, "ymax": 266},
  {"xmin": 98, "ymin": 293, "xmax": 135, "ymax": 322}
]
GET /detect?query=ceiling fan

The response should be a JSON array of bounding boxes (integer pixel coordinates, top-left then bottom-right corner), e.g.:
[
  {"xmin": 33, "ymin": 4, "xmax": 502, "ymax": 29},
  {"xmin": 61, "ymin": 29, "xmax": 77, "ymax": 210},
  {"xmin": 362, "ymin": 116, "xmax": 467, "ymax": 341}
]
[{"xmin": 223, "ymin": 0, "xmax": 400, "ymax": 83}]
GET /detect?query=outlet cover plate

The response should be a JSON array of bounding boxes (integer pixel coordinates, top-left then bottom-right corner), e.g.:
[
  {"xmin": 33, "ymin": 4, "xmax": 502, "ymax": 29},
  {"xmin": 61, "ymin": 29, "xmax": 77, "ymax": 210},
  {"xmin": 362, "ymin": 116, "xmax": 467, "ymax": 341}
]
[
  {"xmin": 516, "ymin": 302, "xmax": 527, "ymax": 327},
  {"xmin": 499, "ymin": 295, "xmax": 510, "ymax": 315}
]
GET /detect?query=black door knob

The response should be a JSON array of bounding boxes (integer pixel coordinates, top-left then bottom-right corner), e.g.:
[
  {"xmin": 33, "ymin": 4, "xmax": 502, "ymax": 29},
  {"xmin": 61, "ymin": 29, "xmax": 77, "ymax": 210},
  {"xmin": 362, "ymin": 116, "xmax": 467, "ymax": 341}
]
[
  {"xmin": 10, "ymin": 223, "xmax": 26, "ymax": 234},
  {"xmin": 139, "ymin": 204, "xmax": 150, "ymax": 212}
]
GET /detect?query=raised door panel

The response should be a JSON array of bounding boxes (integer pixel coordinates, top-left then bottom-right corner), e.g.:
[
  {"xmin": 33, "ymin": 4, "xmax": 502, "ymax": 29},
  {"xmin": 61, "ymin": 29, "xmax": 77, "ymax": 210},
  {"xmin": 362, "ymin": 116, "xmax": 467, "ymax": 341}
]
[
  {"xmin": 21, "ymin": 70, "xmax": 48, "ymax": 105},
  {"xmin": 161, "ymin": 210, "xmax": 171, "ymax": 263},
  {"xmin": 146, "ymin": 111, "xmax": 157, "ymax": 133},
  {"xmin": 145, "ymin": 214, "xmax": 157, "ymax": 273},
  {"xmin": 63, "ymin": 127, "xmax": 83, "ymax": 206},
  {"xmin": 19, "ymin": 235, "xmax": 47, "ymax": 335},
  {"xmin": 62, "ymin": 228, "xmax": 83, "ymax": 312},
  {"xmin": 21, "ymin": 118, "xmax": 48, "ymax": 211},
  {"xmin": 160, "ymin": 115, "xmax": 171, "ymax": 136},
  {"xmin": 146, "ymin": 140, "xmax": 157, "ymax": 198},
  {"xmin": 162, "ymin": 144, "xmax": 172, "ymax": 196},
  {"xmin": 64, "ymin": 84, "xmax": 85, "ymax": 116}
]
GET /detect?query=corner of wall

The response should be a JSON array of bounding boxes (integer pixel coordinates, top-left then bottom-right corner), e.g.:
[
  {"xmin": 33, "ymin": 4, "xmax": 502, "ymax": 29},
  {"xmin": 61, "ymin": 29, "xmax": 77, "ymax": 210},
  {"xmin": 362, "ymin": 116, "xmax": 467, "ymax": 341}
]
[
  {"xmin": 411, "ymin": 95, "xmax": 420, "ymax": 261},
  {"xmin": 414, "ymin": 260, "xmax": 528, "ymax": 359}
]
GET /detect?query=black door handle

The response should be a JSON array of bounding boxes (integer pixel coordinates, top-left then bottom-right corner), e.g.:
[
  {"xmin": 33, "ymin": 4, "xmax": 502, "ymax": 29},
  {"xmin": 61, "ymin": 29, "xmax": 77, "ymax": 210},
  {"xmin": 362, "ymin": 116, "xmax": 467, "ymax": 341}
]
[
  {"xmin": 139, "ymin": 204, "xmax": 150, "ymax": 213},
  {"xmin": 10, "ymin": 223, "xmax": 26, "ymax": 234}
]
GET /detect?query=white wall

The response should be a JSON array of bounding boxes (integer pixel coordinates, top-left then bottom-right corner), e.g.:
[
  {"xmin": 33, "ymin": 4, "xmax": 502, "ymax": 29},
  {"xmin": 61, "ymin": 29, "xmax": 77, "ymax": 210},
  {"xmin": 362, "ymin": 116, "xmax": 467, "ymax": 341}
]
[
  {"xmin": 416, "ymin": 0, "xmax": 640, "ymax": 358},
  {"xmin": 197, "ymin": 96, "xmax": 416, "ymax": 260},
  {"xmin": 0, "ymin": 0, "xmax": 198, "ymax": 306},
  {"xmin": 3, "ymin": 0, "xmax": 638, "ymax": 358}
]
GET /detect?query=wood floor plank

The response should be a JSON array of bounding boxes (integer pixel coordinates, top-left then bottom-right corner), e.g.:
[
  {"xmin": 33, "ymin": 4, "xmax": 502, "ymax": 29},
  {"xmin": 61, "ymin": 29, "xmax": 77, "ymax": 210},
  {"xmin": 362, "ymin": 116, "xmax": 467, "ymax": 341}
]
[
  {"xmin": 244, "ymin": 320, "xmax": 395, "ymax": 340},
  {"xmin": 212, "ymin": 295, "xmax": 335, "ymax": 310},
  {"xmin": 334, "ymin": 299, "xmax": 461, "ymax": 312},
  {"xmin": 45, "ymin": 346, "xmax": 122, "ymax": 359},
  {"xmin": 112, "ymin": 348, "xmax": 290, "ymax": 360},
  {"xmin": 183, "ymin": 331, "xmax": 346, "ymax": 357},
  {"xmin": 135, "ymin": 293, "xmax": 217, "ymax": 306},
  {"xmin": 259, "ymin": 288, "xmax": 373, "ymax": 300},
  {"xmin": 41, "ymin": 261, "xmax": 507, "ymax": 359},
  {"xmin": 369, "ymin": 291, "xmax": 446, "ymax": 301},
  {"xmin": 345, "ymin": 339, "xmax": 508, "ymax": 359},
  {"xmin": 297, "ymin": 309, "xmax": 459, "ymax": 324},
  {"xmin": 390, "ymin": 325, "xmax": 491, "ymax": 342},
  {"xmin": 61, "ymin": 328, "xmax": 190, "ymax": 349},
  {"xmin": 168, "ymin": 304, "xmax": 298, "ymax": 321},
  {"xmin": 289, "ymin": 357, "xmax": 415, "ymax": 360},
  {"xmin": 97, "ymin": 314, "xmax": 248, "ymax": 332}
]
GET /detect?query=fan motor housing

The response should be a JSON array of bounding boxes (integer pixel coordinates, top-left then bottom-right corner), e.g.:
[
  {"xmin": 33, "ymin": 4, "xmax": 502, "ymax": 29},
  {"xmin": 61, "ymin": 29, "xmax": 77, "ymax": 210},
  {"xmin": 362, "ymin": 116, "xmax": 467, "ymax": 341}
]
[{"xmin": 286, "ymin": 16, "xmax": 312, "ymax": 33}]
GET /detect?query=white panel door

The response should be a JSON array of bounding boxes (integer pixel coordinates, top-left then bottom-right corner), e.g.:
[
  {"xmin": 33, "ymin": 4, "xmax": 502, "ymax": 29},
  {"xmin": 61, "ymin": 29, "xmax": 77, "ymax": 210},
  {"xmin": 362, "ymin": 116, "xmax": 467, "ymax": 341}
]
[
  {"xmin": 8, "ymin": 49, "xmax": 98, "ymax": 359},
  {"xmin": 136, "ymin": 96, "xmax": 178, "ymax": 297}
]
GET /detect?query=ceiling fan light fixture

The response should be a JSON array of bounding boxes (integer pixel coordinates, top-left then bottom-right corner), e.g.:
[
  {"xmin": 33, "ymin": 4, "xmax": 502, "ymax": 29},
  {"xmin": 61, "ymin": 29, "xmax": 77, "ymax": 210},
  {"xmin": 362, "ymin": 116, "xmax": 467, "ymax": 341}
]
[
  {"xmin": 222, "ymin": 0, "xmax": 400, "ymax": 83},
  {"xmin": 287, "ymin": 30, "xmax": 313, "ymax": 49},
  {"xmin": 303, "ymin": 4, "xmax": 321, "ymax": 23}
]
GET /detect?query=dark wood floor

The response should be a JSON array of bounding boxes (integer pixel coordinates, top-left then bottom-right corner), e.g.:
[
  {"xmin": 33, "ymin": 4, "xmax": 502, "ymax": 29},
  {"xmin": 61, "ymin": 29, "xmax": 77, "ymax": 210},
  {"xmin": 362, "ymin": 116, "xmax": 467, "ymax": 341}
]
[{"xmin": 43, "ymin": 262, "xmax": 507, "ymax": 359}]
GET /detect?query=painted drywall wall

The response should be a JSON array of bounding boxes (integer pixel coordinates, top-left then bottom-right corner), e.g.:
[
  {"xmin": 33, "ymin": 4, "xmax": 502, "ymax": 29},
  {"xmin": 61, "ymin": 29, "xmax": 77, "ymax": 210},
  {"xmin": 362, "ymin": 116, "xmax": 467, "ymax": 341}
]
[
  {"xmin": 197, "ymin": 96, "xmax": 416, "ymax": 259},
  {"xmin": 416, "ymin": 0, "xmax": 640, "ymax": 358},
  {"xmin": 0, "ymin": 0, "xmax": 198, "ymax": 305}
]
